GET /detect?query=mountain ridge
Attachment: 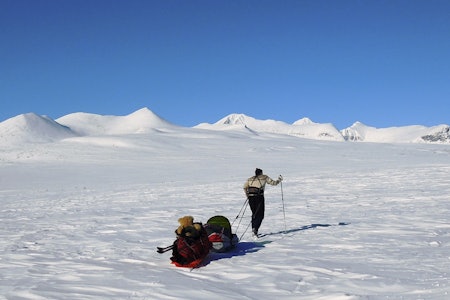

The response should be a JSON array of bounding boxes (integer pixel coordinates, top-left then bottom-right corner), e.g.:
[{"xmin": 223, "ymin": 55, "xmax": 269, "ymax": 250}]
[{"xmin": 0, "ymin": 108, "xmax": 449, "ymax": 145}]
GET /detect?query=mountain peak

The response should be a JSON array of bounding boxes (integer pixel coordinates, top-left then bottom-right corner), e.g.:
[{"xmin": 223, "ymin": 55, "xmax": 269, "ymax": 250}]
[
  {"xmin": 124, "ymin": 107, "xmax": 173, "ymax": 129},
  {"xmin": 293, "ymin": 117, "xmax": 313, "ymax": 125},
  {"xmin": 127, "ymin": 107, "xmax": 159, "ymax": 119},
  {"xmin": 0, "ymin": 113, "xmax": 78, "ymax": 145},
  {"xmin": 351, "ymin": 121, "xmax": 368, "ymax": 127},
  {"xmin": 217, "ymin": 113, "xmax": 254, "ymax": 125}
]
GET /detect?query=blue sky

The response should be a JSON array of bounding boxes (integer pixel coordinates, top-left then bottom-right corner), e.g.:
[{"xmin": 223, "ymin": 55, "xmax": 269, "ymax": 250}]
[{"xmin": 1, "ymin": 0, "xmax": 449, "ymax": 129}]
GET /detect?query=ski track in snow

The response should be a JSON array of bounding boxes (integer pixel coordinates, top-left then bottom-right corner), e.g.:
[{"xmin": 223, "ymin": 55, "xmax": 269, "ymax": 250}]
[{"xmin": 1, "ymin": 133, "xmax": 450, "ymax": 299}]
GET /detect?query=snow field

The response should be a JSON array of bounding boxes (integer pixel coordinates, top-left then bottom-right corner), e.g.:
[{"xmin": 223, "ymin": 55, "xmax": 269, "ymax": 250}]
[{"xmin": 1, "ymin": 128, "xmax": 450, "ymax": 299}]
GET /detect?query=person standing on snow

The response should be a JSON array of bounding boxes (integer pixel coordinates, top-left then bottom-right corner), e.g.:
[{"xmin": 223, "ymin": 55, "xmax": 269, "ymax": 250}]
[{"xmin": 243, "ymin": 168, "xmax": 283, "ymax": 236}]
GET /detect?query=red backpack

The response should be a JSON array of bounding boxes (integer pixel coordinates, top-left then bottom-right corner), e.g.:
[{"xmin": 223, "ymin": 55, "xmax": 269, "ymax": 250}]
[{"xmin": 170, "ymin": 223, "xmax": 211, "ymax": 268}]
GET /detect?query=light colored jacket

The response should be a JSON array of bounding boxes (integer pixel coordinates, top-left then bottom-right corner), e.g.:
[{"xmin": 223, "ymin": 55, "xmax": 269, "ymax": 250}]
[{"xmin": 243, "ymin": 174, "xmax": 280, "ymax": 197}]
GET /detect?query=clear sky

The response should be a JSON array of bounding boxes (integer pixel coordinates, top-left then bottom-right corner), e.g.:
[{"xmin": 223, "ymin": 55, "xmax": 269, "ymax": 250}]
[{"xmin": 1, "ymin": 0, "xmax": 449, "ymax": 129}]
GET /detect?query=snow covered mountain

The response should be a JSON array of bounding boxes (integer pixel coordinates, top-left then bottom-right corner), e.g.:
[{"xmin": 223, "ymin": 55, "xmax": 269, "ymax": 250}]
[
  {"xmin": 56, "ymin": 107, "xmax": 176, "ymax": 136},
  {"xmin": 289, "ymin": 117, "xmax": 344, "ymax": 141},
  {"xmin": 195, "ymin": 114, "xmax": 345, "ymax": 141},
  {"xmin": 341, "ymin": 122, "xmax": 450, "ymax": 143},
  {"xmin": 0, "ymin": 113, "xmax": 78, "ymax": 145},
  {"xmin": 419, "ymin": 125, "xmax": 450, "ymax": 143},
  {"xmin": 0, "ymin": 108, "xmax": 449, "ymax": 145}
]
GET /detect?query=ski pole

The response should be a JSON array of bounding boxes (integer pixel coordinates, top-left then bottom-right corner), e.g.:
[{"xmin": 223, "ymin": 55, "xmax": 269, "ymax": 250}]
[
  {"xmin": 232, "ymin": 198, "xmax": 248, "ymax": 226},
  {"xmin": 280, "ymin": 178, "xmax": 287, "ymax": 232},
  {"xmin": 233, "ymin": 198, "xmax": 249, "ymax": 235},
  {"xmin": 238, "ymin": 199, "xmax": 254, "ymax": 240},
  {"xmin": 239, "ymin": 217, "xmax": 252, "ymax": 241}
]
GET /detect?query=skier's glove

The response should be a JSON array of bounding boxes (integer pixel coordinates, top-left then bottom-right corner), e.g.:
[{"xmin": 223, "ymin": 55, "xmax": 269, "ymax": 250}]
[{"xmin": 278, "ymin": 175, "xmax": 283, "ymax": 182}]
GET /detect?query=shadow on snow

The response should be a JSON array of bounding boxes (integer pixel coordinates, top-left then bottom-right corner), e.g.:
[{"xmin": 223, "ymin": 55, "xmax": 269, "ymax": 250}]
[
  {"xmin": 205, "ymin": 222, "xmax": 350, "ymax": 265},
  {"xmin": 206, "ymin": 240, "xmax": 270, "ymax": 265},
  {"xmin": 258, "ymin": 222, "xmax": 350, "ymax": 238}
]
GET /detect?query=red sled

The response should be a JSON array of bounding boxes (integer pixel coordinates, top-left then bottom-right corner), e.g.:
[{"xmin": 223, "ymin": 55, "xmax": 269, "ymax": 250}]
[{"xmin": 171, "ymin": 257, "xmax": 207, "ymax": 268}]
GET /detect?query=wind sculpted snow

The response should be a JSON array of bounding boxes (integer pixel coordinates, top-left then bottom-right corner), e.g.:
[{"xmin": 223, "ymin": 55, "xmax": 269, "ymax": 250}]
[{"xmin": 1, "ymin": 113, "xmax": 450, "ymax": 299}]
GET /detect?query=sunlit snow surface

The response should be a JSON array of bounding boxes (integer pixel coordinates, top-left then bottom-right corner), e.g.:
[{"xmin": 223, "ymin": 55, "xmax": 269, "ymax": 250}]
[{"xmin": 1, "ymin": 112, "xmax": 450, "ymax": 299}]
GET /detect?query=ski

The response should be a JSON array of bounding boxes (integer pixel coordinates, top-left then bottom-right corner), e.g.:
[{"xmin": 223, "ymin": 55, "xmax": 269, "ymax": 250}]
[{"xmin": 157, "ymin": 244, "xmax": 174, "ymax": 254}]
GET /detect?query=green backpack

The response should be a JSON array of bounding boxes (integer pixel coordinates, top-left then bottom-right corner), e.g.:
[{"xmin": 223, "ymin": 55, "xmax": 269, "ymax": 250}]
[{"xmin": 205, "ymin": 215, "xmax": 239, "ymax": 252}]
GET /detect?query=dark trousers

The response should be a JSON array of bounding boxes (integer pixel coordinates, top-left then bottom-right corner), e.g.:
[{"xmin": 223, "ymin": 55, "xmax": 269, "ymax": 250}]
[{"xmin": 248, "ymin": 195, "xmax": 265, "ymax": 232}]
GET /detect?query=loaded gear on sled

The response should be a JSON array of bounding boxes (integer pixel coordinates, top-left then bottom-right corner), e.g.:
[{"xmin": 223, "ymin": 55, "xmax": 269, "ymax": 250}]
[
  {"xmin": 165, "ymin": 215, "xmax": 239, "ymax": 268},
  {"xmin": 170, "ymin": 216, "xmax": 211, "ymax": 268},
  {"xmin": 204, "ymin": 215, "xmax": 239, "ymax": 252}
]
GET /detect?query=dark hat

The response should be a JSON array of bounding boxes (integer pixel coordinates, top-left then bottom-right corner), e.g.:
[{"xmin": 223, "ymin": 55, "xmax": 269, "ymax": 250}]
[{"xmin": 255, "ymin": 168, "xmax": 263, "ymax": 176}]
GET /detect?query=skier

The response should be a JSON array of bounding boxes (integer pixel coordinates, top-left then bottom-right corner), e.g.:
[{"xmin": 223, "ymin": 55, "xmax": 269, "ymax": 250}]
[{"xmin": 243, "ymin": 168, "xmax": 282, "ymax": 236}]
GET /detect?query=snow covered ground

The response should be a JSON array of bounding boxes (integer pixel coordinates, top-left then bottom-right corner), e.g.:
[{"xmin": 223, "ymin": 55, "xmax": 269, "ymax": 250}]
[{"xmin": 1, "ymin": 116, "xmax": 450, "ymax": 299}]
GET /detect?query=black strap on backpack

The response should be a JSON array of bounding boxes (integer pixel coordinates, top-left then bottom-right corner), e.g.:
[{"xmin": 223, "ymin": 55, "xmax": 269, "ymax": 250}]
[{"xmin": 247, "ymin": 176, "xmax": 264, "ymax": 196}]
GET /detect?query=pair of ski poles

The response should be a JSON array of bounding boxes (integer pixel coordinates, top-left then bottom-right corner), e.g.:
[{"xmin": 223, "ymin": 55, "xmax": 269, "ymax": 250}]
[{"xmin": 232, "ymin": 177, "xmax": 286, "ymax": 239}]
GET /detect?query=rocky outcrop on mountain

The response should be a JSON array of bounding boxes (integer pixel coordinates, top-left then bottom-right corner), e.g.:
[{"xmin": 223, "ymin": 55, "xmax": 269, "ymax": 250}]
[{"xmin": 420, "ymin": 125, "xmax": 450, "ymax": 143}]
